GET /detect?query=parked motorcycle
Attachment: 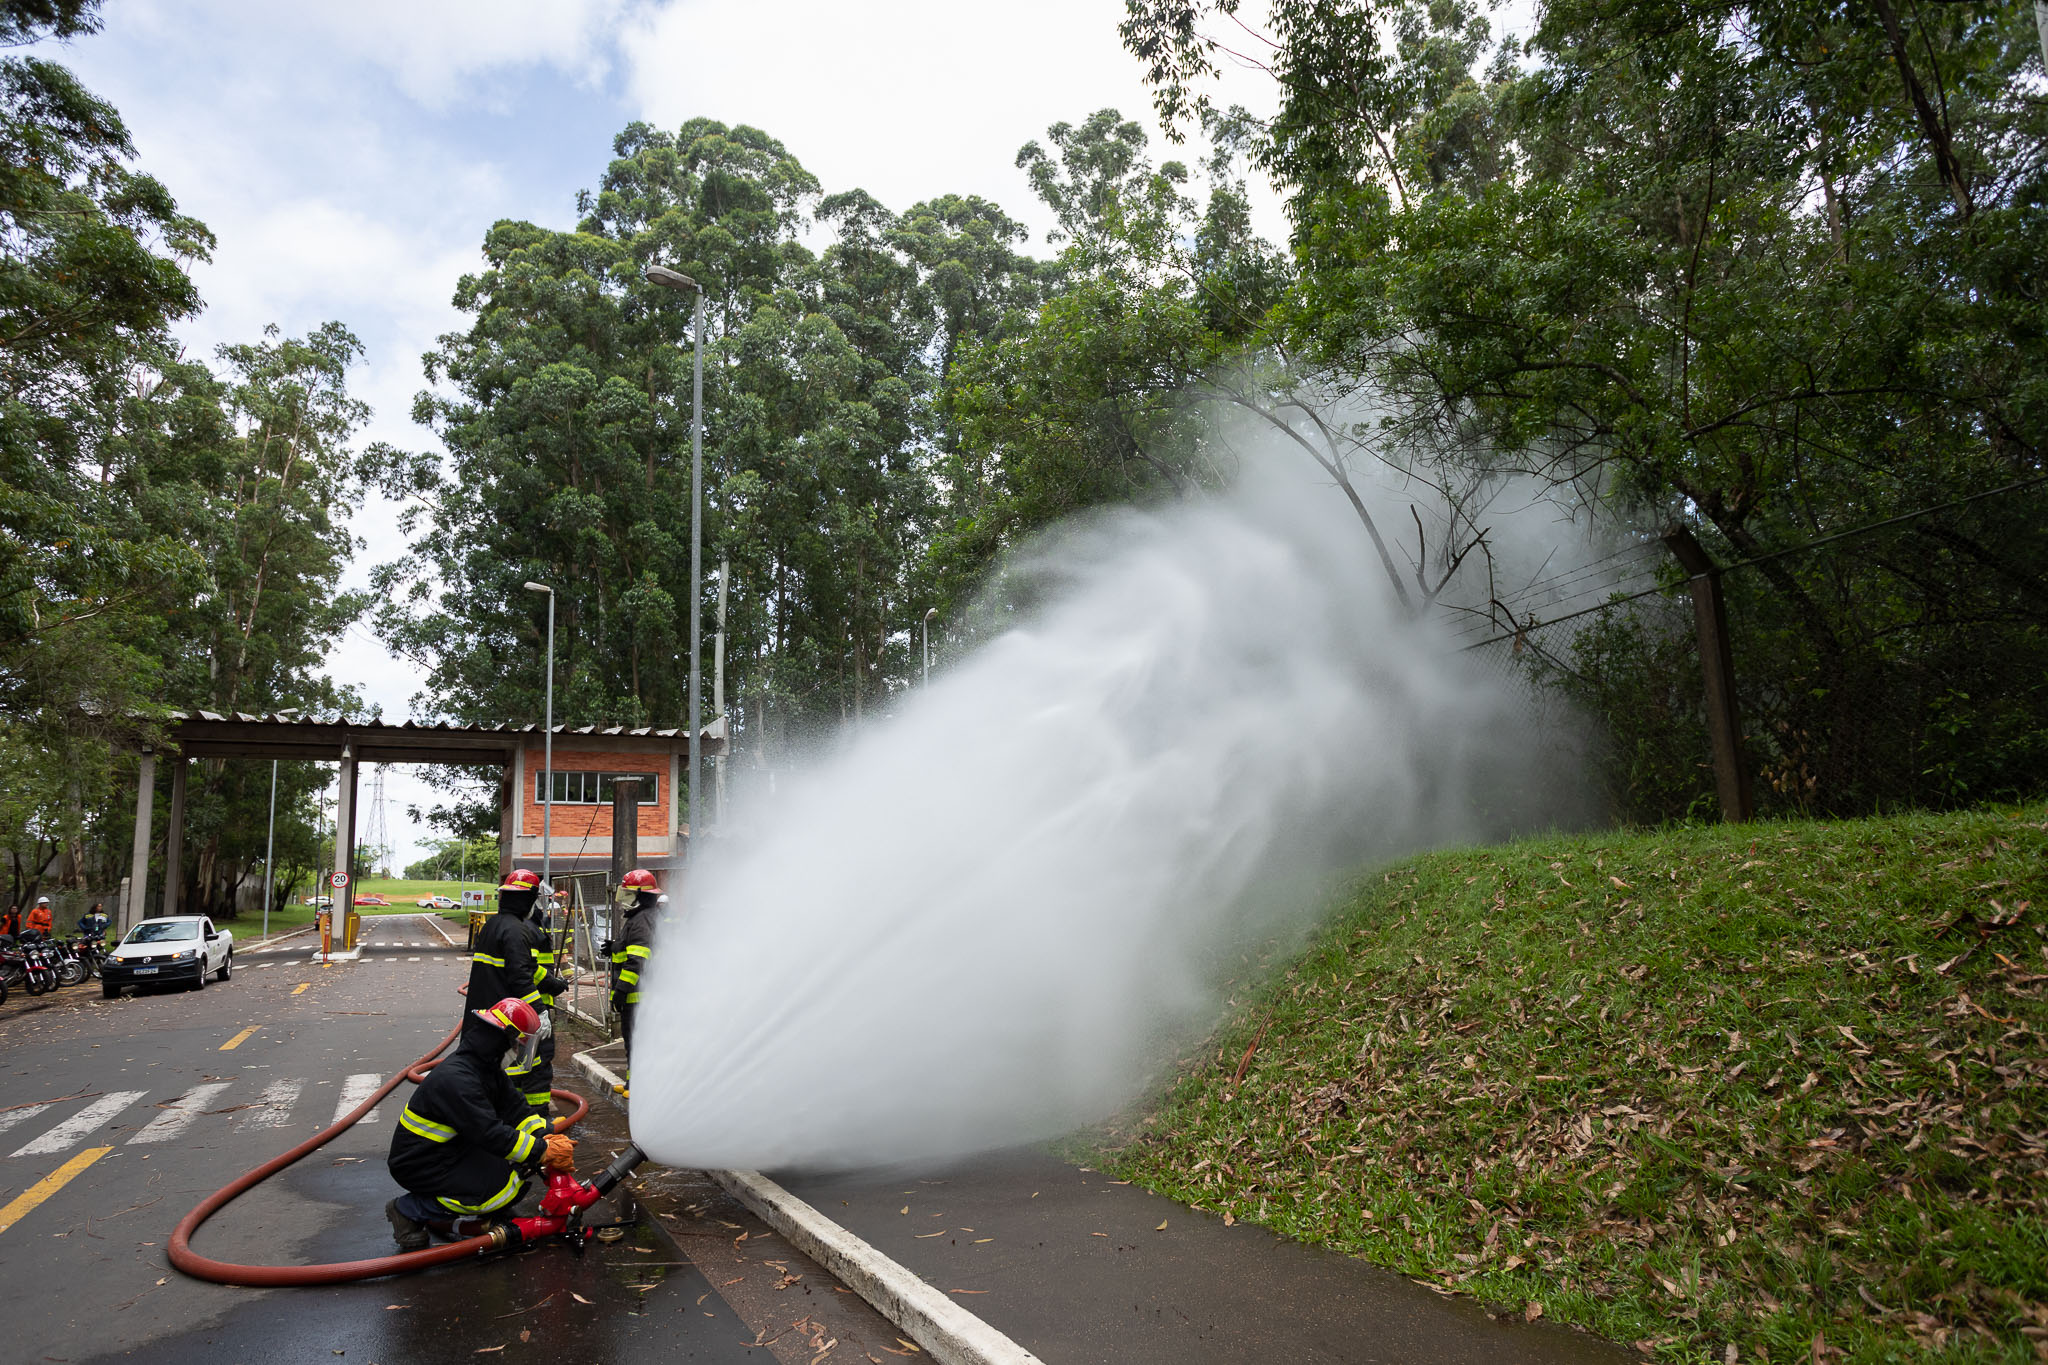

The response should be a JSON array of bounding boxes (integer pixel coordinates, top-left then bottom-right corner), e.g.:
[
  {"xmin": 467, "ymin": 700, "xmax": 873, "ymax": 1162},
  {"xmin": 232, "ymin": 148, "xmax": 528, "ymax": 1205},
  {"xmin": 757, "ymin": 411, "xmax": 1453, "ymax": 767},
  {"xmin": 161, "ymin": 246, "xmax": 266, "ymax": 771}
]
[
  {"xmin": 54, "ymin": 936, "xmax": 89, "ymax": 987},
  {"xmin": 67, "ymin": 933, "xmax": 110, "ymax": 980},
  {"xmin": 17, "ymin": 932, "xmax": 62, "ymax": 995},
  {"xmin": 0, "ymin": 934, "xmax": 23, "ymax": 990}
]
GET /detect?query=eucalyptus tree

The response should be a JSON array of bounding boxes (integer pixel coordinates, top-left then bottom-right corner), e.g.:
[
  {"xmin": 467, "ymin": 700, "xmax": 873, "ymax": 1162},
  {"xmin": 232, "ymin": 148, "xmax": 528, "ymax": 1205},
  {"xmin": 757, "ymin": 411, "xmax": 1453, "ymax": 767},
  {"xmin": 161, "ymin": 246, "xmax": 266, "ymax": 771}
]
[{"xmin": 382, "ymin": 118, "xmax": 1041, "ymax": 789}]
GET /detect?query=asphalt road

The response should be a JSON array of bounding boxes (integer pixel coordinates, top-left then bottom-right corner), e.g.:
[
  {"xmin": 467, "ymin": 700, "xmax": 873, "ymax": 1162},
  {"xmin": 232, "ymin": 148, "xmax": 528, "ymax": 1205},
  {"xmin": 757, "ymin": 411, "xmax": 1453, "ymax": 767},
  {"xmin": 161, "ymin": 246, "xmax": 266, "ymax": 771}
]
[{"xmin": 0, "ymin": 914, "xmax": 886, "ymax": 1365}]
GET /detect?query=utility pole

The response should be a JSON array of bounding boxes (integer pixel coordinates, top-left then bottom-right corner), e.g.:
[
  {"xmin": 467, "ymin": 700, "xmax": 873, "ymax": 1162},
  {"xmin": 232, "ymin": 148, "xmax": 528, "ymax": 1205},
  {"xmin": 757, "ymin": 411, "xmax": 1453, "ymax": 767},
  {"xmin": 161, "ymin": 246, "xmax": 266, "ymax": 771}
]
[
  {"xmin": 524, "ymin": 582, "xmax": 557, "ymax": 893},
  {"xmin": 714, "ymin": 558, "xmax": 727, "ymax": 824},
  {"xmin": 644, "ymin": 264, "xmax": 705, "ymax": 867}
]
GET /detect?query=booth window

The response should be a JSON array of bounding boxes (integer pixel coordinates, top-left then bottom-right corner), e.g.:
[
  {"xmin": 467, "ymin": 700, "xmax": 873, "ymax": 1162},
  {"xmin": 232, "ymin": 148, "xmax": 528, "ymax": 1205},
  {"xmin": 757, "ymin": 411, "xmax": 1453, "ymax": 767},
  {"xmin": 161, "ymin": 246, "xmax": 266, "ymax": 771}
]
[{"xmin": 536, "ymin": 771, "xmax": 661, "ymax": 805}]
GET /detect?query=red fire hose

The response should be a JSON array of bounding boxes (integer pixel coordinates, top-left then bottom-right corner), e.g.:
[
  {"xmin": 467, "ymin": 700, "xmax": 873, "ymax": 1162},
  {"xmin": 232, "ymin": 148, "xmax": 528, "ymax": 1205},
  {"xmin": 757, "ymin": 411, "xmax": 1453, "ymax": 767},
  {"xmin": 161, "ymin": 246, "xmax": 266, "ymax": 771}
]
[{"xmin": 168, "ymin": 1018, "xmax": 592, "ymax": 1286}]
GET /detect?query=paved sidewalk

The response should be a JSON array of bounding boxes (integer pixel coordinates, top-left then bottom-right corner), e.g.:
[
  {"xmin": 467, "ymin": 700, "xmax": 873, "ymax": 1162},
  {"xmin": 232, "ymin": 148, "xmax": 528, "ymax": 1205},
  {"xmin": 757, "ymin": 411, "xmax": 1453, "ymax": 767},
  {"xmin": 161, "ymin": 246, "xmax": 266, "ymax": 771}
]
[{"xmin": 778, "ymin": 1148, "xmax": 1631, "ymax": 1365}]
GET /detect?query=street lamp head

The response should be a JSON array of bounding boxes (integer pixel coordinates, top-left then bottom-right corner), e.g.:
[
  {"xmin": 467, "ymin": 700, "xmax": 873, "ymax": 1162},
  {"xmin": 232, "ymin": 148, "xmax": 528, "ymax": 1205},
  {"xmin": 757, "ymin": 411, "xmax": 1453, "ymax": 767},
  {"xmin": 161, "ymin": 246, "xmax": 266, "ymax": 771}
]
[
  {"xmin": 523, "ymin": 581, "xmax": 553, "ymax": 595},
  {"xmin": 924, "ymin": 607, "xmax": 938, "ymax": 622},
  {"xmin": 644, "ymin": 265, "xmax": 700, "ymax": 292}
]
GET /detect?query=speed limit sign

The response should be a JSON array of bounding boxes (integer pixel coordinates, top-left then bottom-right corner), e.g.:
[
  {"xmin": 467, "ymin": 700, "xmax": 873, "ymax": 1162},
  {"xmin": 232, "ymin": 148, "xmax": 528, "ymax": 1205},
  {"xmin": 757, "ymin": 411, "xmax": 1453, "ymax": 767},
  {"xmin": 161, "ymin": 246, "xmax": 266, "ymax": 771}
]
[{"xmin": 330, "ymin": 871, "xmax": 350, "ymax": 889}]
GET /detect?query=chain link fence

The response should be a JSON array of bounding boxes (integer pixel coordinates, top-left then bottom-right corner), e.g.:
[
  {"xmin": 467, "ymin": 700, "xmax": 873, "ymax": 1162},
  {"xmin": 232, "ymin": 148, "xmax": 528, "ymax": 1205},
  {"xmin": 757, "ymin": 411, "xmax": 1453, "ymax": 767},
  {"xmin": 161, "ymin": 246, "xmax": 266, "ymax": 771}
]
[{"xmin": 1457, "ymin": 479, "xmax": 2048, "ymax": 825}]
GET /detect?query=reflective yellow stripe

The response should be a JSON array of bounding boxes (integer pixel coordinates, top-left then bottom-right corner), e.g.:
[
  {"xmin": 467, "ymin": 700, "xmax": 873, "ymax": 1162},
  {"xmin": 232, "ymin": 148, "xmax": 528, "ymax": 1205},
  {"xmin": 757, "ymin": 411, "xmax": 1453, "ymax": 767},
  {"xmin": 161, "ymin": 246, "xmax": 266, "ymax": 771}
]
[
  {"xmin": 472, "ymin": 953, "xmax": 506, "ymax": 967},
  {"xmin": 508, "ymin": 1129, "xmax": 536, "ymax": 1164},
  {"xmin": 437, "ymin": 1169, "xmax": 523, "ymax": 1216},
  {"xmin": 625, "ymin": 945, "xmax": 651, "ymax": 959},
  {"xmin": 534, "ymin": 950, "xmax": 555, "ymax": 964},
  {"xmin": 516, "ymin": 1114, "xmax": 547, "ymax": 1136},
  {"xmin": 400, "ymin": 1107, "xmax": 456, "ymax": 1143},
  {"xmin": 519, "ymin": 989, "xmax": 542, "ymax": 1003},
  {"xmin": 609, "ymin": 950, "xmax": 626, "ymax": 964},
  {"xmin": 523, "ymin": 1090, "xmax": 551, "ymax": 1106}
]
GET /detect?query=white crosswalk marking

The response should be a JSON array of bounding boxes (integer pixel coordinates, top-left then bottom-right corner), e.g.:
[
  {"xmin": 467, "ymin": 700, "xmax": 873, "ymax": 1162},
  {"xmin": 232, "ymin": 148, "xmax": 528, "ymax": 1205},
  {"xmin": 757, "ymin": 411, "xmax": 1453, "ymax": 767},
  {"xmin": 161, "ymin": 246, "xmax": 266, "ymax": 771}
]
[
  {"xmin": 239, "ymin": 1078, "xmax": 303, "ymax": 1130},
  {"xmin": 132, "ymin": 1083, "xmax": 234, "ymax": 1144},
  {"xmin": 12, "ymin": 1091, "xmax": 146, "ymax": 1157},
  {"xmin": 333, "ymin": 1073, "xmax": 383, "ymax": 1125},
  {"xmin": 0, "ymin": 1101, "xmax": 54, "ymax": 1140},
  {"xmin": 408, "ymin": 956, "xmax": 420, "ymax": 962}
]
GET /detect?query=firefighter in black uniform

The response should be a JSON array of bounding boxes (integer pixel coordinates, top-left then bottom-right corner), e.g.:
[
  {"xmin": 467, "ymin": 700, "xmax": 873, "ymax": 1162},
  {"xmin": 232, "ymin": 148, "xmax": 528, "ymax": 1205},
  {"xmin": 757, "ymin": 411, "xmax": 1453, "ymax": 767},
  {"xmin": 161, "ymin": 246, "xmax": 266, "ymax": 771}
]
[
  {"xmin": 465, "ymin": 869, "xmax": 565, "ymax": 1122},
  {"xmin": 609, "ymin": 868, "xmax": 660, "ymax": 1068},
  {"xmin": 384, "ymin": 995, "xmax": 551, "ymax": 1249}
]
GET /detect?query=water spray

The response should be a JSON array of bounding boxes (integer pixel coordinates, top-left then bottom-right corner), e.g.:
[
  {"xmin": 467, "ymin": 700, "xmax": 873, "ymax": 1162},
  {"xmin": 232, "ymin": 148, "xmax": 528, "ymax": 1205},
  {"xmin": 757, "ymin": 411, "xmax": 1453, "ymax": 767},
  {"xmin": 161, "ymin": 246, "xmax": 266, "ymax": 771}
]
[{"xmin": 629, "ymin": 457, "xmax": 1598, "ymax": 1172}]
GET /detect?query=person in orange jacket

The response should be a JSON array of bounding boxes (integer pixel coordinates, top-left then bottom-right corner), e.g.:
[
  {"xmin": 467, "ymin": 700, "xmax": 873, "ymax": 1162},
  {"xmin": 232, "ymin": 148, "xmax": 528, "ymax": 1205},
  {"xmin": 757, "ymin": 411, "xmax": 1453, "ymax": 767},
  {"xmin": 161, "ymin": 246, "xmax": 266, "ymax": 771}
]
[
  {"xmin": 24, "ymin": 897, "xmax": 53, "ymax": 936},
  {"xmin": 0, "ymin": 904, "xmax": 19, "ymax": 938}
]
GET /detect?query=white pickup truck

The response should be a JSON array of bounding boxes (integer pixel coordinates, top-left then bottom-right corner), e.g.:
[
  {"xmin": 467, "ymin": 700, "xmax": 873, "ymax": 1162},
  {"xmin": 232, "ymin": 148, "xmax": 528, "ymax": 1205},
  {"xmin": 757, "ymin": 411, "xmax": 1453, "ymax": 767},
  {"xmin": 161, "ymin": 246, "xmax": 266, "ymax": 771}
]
[{"xmin": 101, "ymin": 915, "xmax": 234, "ymax": 997}]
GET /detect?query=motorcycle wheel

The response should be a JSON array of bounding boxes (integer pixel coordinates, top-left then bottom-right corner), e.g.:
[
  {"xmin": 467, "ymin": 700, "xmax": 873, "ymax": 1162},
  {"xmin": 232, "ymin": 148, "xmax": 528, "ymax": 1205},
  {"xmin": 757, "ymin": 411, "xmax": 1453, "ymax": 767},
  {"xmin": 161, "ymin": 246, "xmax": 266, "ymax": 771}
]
[
  {"xmin": 58, "ymin": 958, "xmax": 87, "ymax": 987},
  {"xmin": 25, "ymin": 972, "xmax": 45, "ymax": 996}
]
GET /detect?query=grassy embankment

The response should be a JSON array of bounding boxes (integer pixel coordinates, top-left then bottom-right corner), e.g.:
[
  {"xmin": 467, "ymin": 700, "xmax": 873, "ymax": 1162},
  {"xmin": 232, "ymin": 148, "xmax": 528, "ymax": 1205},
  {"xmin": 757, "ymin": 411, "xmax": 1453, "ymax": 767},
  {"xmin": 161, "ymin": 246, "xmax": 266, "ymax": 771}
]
[
  {"xmin": 1090, "ymin": 806, "xmax": 2046, "ymax": 1363},
  {"xmin": 232, "ymin": 877, "xmax": 484, "ymax": 939}
]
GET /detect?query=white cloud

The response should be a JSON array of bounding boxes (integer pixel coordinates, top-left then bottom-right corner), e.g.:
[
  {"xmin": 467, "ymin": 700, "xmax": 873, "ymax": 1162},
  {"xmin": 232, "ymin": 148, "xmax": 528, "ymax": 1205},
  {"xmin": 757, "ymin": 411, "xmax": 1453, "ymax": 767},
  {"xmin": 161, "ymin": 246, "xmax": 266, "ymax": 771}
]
[{"xmin": 616, "ymin": 0, "xmax": 1285, "ymax": 247}]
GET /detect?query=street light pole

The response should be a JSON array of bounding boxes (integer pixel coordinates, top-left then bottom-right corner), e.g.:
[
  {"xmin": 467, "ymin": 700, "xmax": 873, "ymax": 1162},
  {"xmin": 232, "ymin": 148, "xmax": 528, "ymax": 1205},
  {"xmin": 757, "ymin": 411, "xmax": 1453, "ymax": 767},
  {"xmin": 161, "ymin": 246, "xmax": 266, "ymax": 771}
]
[
  {"xmin": 261, "ymin": 708, "xmax": 300, "ymax": 940},
  {"xmin": 645, "ymin": 263, "xmax": 706, "ymax": 866},
  {"xmin": 524, "ymin": 582, "xmax": 556, "ymax": 894},
  {"xmin": 923, "ymin": 607, "xmax": 937, "ymax": 688}
]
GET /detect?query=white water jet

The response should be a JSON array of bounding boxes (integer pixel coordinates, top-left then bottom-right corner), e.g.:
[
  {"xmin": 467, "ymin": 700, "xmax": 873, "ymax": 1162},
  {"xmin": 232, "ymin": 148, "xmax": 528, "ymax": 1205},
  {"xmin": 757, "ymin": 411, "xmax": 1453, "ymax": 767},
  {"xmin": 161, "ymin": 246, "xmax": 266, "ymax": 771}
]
[{"xmin": 630, "ymin": 454, "xmax": 1590, "ymax": 1171}]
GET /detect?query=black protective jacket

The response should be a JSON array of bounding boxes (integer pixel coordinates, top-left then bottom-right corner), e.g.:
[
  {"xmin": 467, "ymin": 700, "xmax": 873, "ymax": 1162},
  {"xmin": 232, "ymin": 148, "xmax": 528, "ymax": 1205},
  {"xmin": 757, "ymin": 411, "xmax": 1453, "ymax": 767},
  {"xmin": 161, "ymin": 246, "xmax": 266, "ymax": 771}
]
[
  {"xmin": 609, "ymin": 897, "xmax": 657, "ymax": 1011},
  {"xmin": 387, "ymin": 1031, "xmax": 548, "ymax": 1194},
  {"xmin": 468, "ymin": 909, "xmax": 546, "ymax": 1011}
]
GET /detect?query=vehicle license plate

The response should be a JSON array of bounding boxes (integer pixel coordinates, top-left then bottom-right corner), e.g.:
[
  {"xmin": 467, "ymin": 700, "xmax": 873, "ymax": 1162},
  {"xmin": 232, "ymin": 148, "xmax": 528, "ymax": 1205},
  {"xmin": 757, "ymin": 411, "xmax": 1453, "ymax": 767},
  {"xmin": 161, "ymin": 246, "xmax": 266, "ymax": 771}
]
[{"xmin": 134, "ymin": 966, "xmax": 158, "ymax": 975}]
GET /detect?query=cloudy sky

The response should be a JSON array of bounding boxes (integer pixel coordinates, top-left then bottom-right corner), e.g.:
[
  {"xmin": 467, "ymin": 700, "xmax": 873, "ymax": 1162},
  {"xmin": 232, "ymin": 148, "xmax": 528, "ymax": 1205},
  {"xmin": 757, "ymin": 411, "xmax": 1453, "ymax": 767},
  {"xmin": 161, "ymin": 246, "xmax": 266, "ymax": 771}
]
[{"xmin": 38, "ymin": 1, "xmax": 1286, "ymax": 865}]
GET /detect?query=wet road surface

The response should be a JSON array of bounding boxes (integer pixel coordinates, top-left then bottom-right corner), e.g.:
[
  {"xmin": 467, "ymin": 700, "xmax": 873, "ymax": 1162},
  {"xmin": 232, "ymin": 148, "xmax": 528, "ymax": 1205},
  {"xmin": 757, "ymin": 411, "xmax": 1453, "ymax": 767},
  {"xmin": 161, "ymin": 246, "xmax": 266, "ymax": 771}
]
[{"xmin": 0, "ymin": 914, "xmax": 892, "ymax": 1365}]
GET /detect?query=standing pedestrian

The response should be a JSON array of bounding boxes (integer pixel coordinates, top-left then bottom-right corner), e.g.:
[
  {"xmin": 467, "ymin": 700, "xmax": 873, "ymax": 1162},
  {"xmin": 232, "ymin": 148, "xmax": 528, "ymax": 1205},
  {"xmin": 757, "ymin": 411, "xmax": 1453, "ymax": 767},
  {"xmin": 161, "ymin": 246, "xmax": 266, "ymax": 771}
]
[{"xmin": 0, "ymin": 904, "xmax": 19, "ymax": 938}]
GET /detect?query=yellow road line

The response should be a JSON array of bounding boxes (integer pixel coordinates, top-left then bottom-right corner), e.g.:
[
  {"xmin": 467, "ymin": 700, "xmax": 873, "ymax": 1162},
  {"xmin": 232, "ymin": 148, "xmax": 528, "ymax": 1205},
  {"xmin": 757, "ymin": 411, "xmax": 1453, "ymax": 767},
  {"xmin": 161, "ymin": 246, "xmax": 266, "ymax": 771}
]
[
  {"xmin": 220, "ymin": 1026, "xmax": 259, "ymax": 1051},
  {"xmin": 292, "ymin": 983, "xmax": 310, "ymax": 995},
  {"xmin": 0, "ymin": 1147, "xmax": 111, "ymax": 1236}
]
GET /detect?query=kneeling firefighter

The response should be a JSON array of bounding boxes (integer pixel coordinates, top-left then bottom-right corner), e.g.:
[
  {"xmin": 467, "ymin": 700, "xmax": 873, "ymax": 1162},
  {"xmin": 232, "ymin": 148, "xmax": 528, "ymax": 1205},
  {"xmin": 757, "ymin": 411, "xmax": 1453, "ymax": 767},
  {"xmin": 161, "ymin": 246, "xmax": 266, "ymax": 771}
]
[
  {"xmin": 466, "ymin": 869, "xmax": 566, "ymax": 1122},
  {"xmin": 385, "ymin": 996, "xmax": 553, "ymax": 1248},
  {"xmin": 608, "ymin": 869, "xmax": 660, "ymax": 1066}
]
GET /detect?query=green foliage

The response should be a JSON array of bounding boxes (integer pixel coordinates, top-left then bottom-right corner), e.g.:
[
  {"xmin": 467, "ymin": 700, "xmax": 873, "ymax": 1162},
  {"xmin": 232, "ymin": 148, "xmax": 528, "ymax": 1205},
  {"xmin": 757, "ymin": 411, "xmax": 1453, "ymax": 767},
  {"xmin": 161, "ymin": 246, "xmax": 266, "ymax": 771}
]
[
  {"xmin": 931, "ymin": 108, "xmax": 1293, "ymax": 618},
  {"xmin": 1122, "ymin": 0, "xmax": 2048, "ymax": 818},
  {"xmin": 1090, "ymin": 806, "xmax": 2048, "ymax": 1361}
]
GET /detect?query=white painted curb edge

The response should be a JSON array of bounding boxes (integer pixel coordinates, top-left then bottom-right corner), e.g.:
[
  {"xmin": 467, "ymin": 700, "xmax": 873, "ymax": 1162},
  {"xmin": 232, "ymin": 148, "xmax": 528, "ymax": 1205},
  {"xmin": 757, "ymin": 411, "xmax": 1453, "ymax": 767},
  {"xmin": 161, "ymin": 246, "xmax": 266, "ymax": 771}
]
[
  {"xmin": 568, "ymin": 1047, "xmax": 1044, "ymax": 1365},
  {"xmin": 712, "ymin": 1166, "xmax": 1047, "ymax": 1365}
]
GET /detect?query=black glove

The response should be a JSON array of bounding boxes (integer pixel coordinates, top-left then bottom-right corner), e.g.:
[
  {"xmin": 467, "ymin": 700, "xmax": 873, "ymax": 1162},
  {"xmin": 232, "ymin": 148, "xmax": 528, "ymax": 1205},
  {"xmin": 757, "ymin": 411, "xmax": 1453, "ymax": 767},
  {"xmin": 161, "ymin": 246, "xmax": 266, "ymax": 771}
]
[{"xmin": 599, "ymin": 938, "xmax": 615, "ymax": 957}]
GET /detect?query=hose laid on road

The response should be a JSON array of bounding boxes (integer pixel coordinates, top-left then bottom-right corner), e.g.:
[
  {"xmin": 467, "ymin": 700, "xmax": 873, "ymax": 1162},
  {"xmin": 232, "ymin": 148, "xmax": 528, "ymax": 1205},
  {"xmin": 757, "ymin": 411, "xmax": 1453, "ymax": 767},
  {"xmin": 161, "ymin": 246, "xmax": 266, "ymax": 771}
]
[{"xmin": 169, "ymin": 1009, "xmax": 591, "ymax": 1286}]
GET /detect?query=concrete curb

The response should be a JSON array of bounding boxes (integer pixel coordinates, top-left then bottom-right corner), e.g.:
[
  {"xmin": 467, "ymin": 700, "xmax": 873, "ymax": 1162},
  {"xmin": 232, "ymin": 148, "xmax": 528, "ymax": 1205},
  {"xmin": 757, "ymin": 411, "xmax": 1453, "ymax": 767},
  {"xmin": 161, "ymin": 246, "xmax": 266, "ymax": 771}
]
[{"xmin": 568, "ymin": 1046, "xmax": 1043, "ymax": 1365}]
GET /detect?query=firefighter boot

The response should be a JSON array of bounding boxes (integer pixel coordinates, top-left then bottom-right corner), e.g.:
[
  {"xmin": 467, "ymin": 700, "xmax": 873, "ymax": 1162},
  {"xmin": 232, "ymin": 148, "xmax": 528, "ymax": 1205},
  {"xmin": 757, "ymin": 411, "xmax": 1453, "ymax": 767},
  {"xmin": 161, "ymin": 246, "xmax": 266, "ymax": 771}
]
[{"xmin": 385, "ymin": 1198, "xmax": 429, "ymax": 1252}]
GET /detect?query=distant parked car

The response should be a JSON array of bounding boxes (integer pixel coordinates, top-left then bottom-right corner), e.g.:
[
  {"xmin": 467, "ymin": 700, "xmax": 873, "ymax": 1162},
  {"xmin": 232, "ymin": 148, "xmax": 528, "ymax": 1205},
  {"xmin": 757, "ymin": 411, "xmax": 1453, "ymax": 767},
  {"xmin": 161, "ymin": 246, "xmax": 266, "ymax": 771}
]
[
  {"xmin": 354, "ymin": 893, "xmax": 389, "ymax": 906},
  {"xmin": 416, "ymin": 895, "xmax": 457, "ymax": 909},
  {"xmin": 101, "ymin": 915, "xmax": 232, "ymax": 996},
  {"xmin": 304, "ymin": 894, "xmax": 333, "ymax": 908}
]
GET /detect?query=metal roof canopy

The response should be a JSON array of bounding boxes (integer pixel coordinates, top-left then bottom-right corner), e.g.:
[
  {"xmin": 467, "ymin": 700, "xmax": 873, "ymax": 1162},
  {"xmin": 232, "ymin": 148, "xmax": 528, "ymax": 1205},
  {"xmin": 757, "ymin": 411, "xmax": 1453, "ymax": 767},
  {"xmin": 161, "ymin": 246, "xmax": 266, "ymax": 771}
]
[
  {"xmin": 164, "ymin": 711, "xmax": 722, "ymax": 765},
  {"xmin": 122, "ymin": 712, "xmax": 722, "ymax": 937}
]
